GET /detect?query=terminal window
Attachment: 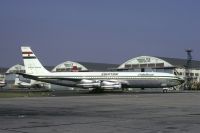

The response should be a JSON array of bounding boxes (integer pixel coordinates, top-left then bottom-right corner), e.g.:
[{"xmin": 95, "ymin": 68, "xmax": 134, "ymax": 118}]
[
  {"xmin": 125, "ymin": 64, "xmax": 132, "ymax": 68},
  {"xmin": 190, "ymin": 73, "xmax": 194, "ymax": 76},
  {"xmin": 132, "ymin": 64, "xmax": 140, "ymax": 68},
  {"xmin": 140, "ymin": 64, "xmax": 148, "ymax": 68},
  {"xmin": 155, "ymin": 63, "xmax": 164, "ymax": 68},
  {"xmin": 148, "ymin": 64, "xmax": 156, "ymax": 68}
]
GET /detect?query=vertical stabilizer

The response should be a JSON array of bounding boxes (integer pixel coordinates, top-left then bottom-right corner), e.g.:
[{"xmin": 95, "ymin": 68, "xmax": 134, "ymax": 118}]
[{"xmin": 21, "ymin": 46, "xmax": 50, "ymax": 75}]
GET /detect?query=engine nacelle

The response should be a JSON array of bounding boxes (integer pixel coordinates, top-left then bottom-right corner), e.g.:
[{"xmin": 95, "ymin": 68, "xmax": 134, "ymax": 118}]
[
  {"xmin": 77, "ymin": 79, "xmax": 101, "ymax": 88},
  {"xmin": 100, "ymin": 81, "xmax": 122, "ymax": 89},
  {"xmin": 77, "ymin": 80, "xmax": 122, "ymax": 89},
  {"xmin": 80, "ymin": 79, "xmax": 96, "ymax": 83}
]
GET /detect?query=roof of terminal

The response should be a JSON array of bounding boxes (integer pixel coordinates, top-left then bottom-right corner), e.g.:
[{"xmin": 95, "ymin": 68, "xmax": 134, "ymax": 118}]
[
  {"xmin": 159, "ymin": 57, "xmax": 200, "ymax": 69},
  {"xmin": 77, "ymin": 62, "xmax": 118, "ymax": 71},
  {"xmin": 1, "ymin": 57, "xmax": 200, "ymax": 74}
]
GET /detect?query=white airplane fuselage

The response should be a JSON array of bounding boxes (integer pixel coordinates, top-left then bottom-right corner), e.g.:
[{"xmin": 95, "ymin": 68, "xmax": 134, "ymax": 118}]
[{"xmin": 23, "ymin": 71, "xmax": 184, "ymax": 89}]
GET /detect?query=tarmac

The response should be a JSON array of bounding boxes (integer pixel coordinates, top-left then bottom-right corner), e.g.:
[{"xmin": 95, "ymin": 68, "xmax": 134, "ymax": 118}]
[{"xmin": 0, "ymin": 92, "xmax": 200, "ymax": 133}]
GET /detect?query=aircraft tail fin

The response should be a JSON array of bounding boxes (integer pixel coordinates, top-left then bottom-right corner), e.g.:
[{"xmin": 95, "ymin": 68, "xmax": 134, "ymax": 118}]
[{"xmin": 21, "ymin": 46, "xmax": 50, "ymax": 75}]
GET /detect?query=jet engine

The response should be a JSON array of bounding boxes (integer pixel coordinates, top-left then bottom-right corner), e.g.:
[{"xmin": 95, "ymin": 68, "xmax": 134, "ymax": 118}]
[
  {"xmin": 77, "ymin": 79, "xmax": 101, "ymax": 88},
  {"xmin": 78, "ymin": 79, "xmax": 122, "ymax": 89},
  {"xmin": 100, "ymin": 81, "xmax": 122, "ymax": 89}
]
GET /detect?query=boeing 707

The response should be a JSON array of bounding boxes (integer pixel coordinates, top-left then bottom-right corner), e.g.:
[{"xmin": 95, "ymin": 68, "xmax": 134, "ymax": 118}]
[{"xmin": 19, "ymin": 46, "xmax": 184, "ymax": 91}]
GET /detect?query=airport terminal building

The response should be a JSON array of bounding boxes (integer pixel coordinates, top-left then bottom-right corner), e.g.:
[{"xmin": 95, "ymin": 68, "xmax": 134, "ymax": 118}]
[{"xmin": 117, "ymin": 56, "xmax": 200, "ymax": 82}]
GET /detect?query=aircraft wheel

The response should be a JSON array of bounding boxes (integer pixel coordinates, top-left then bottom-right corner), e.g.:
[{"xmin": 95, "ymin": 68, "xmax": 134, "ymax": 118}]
[{"xmin": 163, "ymin": 89, "xmax": 168, "ymax": 93}]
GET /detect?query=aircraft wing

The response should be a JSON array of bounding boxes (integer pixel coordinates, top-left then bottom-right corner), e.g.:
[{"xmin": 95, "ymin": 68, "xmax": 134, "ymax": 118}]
[
  {"xmin": 17, "ymin": 73, "xmax": 82, "ymax": 82},
  {"xmin": 17, "ymin": 73, "xmax": 38, "ymax": 80}
]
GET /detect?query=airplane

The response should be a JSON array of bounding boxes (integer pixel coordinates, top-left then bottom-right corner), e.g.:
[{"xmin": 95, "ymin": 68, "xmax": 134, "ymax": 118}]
[
  {"xmin": 0, "ymin": 81, "xmax": 6, "ymax": 88},
  {"xmin": 18, "ymin": 46, "xmax": 184, "ymax": 92},
  {"xmin": 0, "ymin": 74, "xmax": 6, "ymax": 88},
  {"xmin": 14, "ymin": 75, "xmax": 50, "ymax": 89}
]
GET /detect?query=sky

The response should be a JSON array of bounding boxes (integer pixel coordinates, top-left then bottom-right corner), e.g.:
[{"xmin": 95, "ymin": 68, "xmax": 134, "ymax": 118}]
[{"xmin": 0, "ymin": 0, "xmax": 200, "ymax": 67}]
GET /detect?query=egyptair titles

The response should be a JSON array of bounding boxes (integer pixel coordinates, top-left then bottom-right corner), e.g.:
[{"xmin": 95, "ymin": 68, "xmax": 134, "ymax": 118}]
[{"xmin": 101, "ymin": 73, "xmax": 119, "ymax": 76}]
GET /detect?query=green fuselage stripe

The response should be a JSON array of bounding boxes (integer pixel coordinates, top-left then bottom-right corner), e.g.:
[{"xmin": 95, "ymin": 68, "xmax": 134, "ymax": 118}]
[{"xmin": 23, "ymin": 57, "xmax": 37, "ymax": 59}]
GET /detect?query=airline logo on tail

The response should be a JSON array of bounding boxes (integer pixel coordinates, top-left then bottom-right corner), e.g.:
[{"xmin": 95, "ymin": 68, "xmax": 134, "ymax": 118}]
[{"xmin": 22, "ymin": 47, "xmax": 36, "ymax": 59}]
